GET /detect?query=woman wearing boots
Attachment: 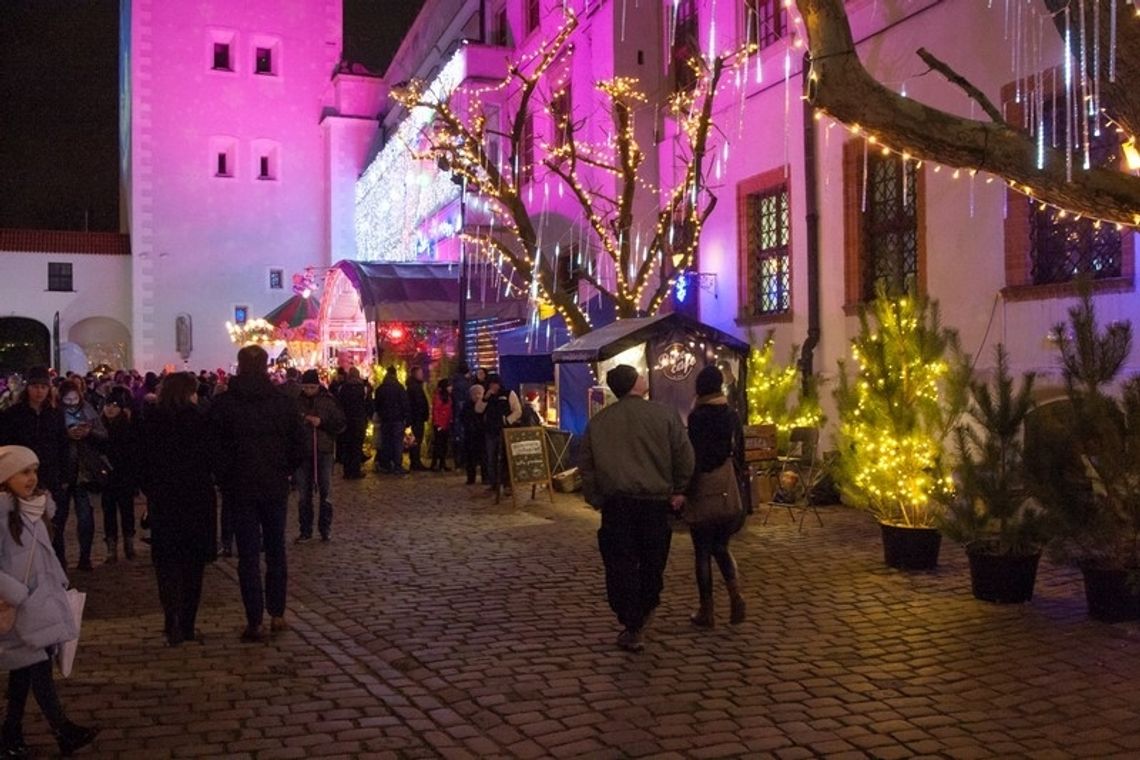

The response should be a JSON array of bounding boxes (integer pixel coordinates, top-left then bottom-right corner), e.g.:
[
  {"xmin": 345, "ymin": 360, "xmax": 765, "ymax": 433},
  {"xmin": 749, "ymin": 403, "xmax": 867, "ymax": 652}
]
[
  {"xmin": 685, "ymin": 365, "xmax": 747, "ymax": 628},
  {"xmin": 139, "ymin": 373, "xmax": 218, "ymax": 646}
]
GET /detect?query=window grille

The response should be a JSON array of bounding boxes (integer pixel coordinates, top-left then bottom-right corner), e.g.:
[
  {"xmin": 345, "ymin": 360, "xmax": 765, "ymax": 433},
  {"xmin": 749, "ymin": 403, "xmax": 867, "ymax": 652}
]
[
  {"xmin": 48, "ymin": 262, "xmax": 73, "ymax": 292},
  {"xmin": 862, "ymin": 154, "xmax": 918, "ymax": 300},
  {"xmin": 745, "ymin": 185, "xmax": 790, "ymax": 315},
  {"xmin": 673, "ymin": 0, "xmax": 699, "ymax": 93},
  {"xmin": 745, "ymin": 0, "xmax": 787, "ymax": 51}
]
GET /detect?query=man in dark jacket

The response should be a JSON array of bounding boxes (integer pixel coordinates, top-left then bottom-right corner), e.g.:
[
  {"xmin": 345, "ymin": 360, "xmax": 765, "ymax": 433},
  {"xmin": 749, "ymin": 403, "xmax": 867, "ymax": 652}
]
[
  {"xmin": 406, "ymin": 366, "xmax": 430, "ymax": 471},
  {"xmin": 336, "ymin": 367, "xmax": 370, "ymax": 479},
  {"xmin": 295, "ymin": 369, "xmax": 346, "ymax": 543},
  {"xmin": 0, "ymin": 367, "xmax": 67, "ymax": 502},
  {"xmin": 210, "ymin": 345, "xmax": 304, "ymax": 642},
  {"xmin": 372, "ymin": 366, "xmax": 409, "ymax": 474}
]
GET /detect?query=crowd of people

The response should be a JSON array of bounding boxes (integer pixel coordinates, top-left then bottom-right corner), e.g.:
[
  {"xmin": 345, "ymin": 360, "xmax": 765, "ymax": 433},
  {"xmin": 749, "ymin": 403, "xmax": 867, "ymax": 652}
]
[{"xmin": 0, "ymin": 350, "xmax": 749, "ymax": 754}]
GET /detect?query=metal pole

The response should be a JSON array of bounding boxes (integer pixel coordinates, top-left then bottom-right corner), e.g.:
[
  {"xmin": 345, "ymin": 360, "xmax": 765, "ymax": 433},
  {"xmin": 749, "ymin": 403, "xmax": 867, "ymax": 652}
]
[{"xmin": 457, "ymin": 178, "xmax": 468, "ymax": 366}]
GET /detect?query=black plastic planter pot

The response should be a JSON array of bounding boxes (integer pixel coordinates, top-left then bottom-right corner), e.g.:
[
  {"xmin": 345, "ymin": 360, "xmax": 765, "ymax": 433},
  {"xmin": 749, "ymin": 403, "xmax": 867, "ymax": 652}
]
[
  {"xmin": 880, "ymin": 523, "xmax": 941, "ymax": 570},
  {"xmin": 967, "ymin": 550, "xmax": 1041, "ymax": 604},
  {"xmin": 1080, "ymin": 565, "xmax": 1140, "ymax": 623}
]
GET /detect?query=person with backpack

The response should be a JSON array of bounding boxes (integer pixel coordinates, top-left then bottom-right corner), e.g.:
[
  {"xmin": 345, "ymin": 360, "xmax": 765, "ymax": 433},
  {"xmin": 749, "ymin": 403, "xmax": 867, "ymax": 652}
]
[{"xmin": 475, "ymin": 374, "xmax": 521, "ymax": 493}]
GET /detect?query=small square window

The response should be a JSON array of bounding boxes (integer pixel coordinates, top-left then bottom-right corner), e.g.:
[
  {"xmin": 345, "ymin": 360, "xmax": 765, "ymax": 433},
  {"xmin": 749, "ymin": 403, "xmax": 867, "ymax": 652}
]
[
  {"xmin": 234, "ymin": 305, "xmax": 249, "ymax": 325},
  {"xmin": 255, "ymin": 47, "xmax": 274, "ymax": 75},
  {"xmin": 48, "ymin": 262, "xmax": 73, "ymax": 292},
  {"xmin": 269, "ymin": 269, "xmax": 284, "ymax": 290},
  {"xmin": 213, "ymin": 42, "xmax": 231, "ymax": 71}
]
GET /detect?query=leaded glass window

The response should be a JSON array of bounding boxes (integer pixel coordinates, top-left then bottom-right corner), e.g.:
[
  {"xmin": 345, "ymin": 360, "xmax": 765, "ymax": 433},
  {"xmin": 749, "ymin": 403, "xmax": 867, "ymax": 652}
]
[
  {"xmin": 746, "ymin": 185, "xmax": 790, "ymax": 315},
  {"xmin": 862, "ymin": 154, "xmax": 918, "ymax": 301},
  {"xmin": 745, "ymin": 0, "xmax": 787, "ymax": 51},
  {"xmin": 1029, "ymin": 105, "xmax": 1121, "ymax": 284},
  {"xmin": 673, "ymin": 0, "xmax": 699, "ymax": 93}
]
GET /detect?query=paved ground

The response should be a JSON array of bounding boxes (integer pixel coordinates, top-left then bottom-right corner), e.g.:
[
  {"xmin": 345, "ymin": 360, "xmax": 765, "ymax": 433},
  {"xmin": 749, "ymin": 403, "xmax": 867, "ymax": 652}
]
[{"xmin": 37, "ymin": 471, "xmax": 1140, "ymax": 759}]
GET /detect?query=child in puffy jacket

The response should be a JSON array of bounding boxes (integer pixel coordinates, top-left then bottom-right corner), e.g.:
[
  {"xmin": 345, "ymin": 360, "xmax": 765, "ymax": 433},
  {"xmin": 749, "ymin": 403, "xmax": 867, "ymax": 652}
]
[{"xmin": 0, "ymin": 445, "xmax": 98, "ymax": 757}]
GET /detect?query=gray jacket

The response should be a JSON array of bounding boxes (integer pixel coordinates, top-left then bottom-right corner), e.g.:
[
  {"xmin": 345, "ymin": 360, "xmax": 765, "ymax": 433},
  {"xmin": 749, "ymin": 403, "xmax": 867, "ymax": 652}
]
[
  {"xmin": 579, "ymin": 395, "xmax": 695, "ymax": 508},
  {"xmin": 0, "ymin": 493, "xmax": 78, "ymax": 671}
]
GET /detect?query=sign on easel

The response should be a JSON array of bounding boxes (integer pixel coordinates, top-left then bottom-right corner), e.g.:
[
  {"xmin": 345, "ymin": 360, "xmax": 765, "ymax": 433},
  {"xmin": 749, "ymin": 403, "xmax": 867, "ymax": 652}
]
[{"xmin": 502, "ymin": 426, "xmax": 555, "ymax": 507}]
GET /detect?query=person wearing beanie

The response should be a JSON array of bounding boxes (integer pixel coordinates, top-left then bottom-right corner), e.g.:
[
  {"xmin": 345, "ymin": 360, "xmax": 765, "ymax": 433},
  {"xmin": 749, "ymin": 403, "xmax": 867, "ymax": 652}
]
[
  {"xmin": 372, "ymin": 366, "xmax": 410, "ymax": 474},
  {"xmin": 0, "ymin": 367, "xmax": 67, "ymax": 512},
  {"xmin": 0, "ymin": 446, "xmax": 100, "ymax": 756},
  {"xmin": 684, "ymin": 364, "xmax": 747, "ymax": 629},
  {"xmin": 294, "ymin": 370, "xmax": 345, "ymax": 543},
  {"xmin": 209, "ymin": 346, "xmax": 305, "ymax": 643},
  {"xmin": 579, "ymin": 365, "xmax": 694, "ymax": 653},
  {"xmin": 335, "ymin": 367, "xmax": 370, "ymax": 480},
  {"xmin": 98, "ymin": 386, "xmax": 141, "ymax": 563},
  {"xmin": 474, "ymin": 373, "xmax": 522, "ymax": 493}
]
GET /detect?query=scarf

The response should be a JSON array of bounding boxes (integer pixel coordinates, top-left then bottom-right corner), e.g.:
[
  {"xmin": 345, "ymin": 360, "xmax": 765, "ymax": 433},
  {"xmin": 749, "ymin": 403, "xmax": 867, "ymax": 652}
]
[
  {"xmin": 18, "ymin": 494, "xmax": 47, "ymax": 523},
  {"xmin": 695, "ymin": 392, "xmax": 728, "ymax": 407}
]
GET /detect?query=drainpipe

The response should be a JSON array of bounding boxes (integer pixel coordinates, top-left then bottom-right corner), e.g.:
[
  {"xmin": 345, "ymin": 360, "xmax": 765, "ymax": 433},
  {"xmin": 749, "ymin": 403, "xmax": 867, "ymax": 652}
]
[
  {"xmin": 798, "ymin": 51, "xmax": 821, "ymax": 396},
  {"xmin": 478, "ymin": 0, "xmax": 486, "ymax": 43}
]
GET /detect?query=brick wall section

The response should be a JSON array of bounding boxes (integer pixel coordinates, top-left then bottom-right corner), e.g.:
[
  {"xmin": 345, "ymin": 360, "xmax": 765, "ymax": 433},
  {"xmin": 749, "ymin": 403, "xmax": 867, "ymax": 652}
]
[{"xmin": 0, "ymin": 229, "xmax": 131, "ymax": 255}]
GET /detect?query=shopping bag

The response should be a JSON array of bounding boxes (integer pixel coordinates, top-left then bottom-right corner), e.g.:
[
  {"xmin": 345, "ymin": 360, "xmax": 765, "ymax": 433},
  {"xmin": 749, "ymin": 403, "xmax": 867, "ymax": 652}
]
[{"xmin": 55, "ymin": 589, "xmax": 86, "ymax": 679}]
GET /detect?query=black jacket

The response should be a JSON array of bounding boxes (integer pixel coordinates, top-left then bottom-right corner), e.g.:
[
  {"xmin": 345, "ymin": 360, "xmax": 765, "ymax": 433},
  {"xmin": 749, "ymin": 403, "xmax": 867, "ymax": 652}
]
[
  {"xmin": 336, "ymin": 379, "xmax": 371, "ymax": 427},
  {"xmin": 209, "ymin": 374, "xmax": 304, "ymax": 503},
  {"xmin": 297, "ymin": 387, "xmax": 347, "ymax": 456},
  {"xmin": 0, "ymin": 402, "xmax": 67, "ymax": 493},
  {"xmin": 407, "ymin": 377, "xmax": 430, "ymax": 425},
  {"xmin": 374, "ymin": 376, "xmax": 409, "ymax": 426},
  {"xmin": 687, "ymin": 398, "xmax": 745, "ymax": 474},
  {"xmin": 139, "ymin": 405, "xmax": 218, "ymax": 563},
  {"xmin": 101, "ymin": 413, "xmax": 140, "ymax": 490}
]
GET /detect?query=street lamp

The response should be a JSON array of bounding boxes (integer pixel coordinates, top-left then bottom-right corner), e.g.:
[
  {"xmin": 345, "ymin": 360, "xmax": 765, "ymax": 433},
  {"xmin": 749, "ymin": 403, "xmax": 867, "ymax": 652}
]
[{"xmin": 439, "ymin": 156, "xmax": 468, "ymax": 366}]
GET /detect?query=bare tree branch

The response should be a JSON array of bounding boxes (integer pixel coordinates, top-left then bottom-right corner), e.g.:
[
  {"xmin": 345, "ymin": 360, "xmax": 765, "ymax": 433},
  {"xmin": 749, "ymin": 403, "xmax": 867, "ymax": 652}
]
[{"xmin": 915, "ymin": 48, "xmax": 1005, "ymax": 124}]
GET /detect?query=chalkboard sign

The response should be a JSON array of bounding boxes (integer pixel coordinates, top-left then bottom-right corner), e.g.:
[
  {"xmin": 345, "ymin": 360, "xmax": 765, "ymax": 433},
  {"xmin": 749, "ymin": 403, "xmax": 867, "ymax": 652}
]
[
  {"xmin": 743, "ymin": 423, "xmax": 778, "ymax": 463},
  {"xmin": 502, "ymin": 426, "xmax": 555, "ymax": 507}
]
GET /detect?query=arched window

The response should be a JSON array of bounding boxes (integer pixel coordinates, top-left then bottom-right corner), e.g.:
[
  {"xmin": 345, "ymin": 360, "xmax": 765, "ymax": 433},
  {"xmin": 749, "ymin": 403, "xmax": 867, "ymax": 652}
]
[{"xmin": 0, "ymin": 317, "xmax": 51, "ymax": 374}]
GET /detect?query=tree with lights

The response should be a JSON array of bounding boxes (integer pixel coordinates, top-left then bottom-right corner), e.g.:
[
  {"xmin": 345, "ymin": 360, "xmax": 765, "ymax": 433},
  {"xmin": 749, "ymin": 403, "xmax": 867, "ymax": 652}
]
[
  {"xmin": 391, "ymin": 8, "xmax": 753, "ymax": 336},
  {"xmin": 745, "ymin": 332, "xmax": 822, "ymax": 447},
  {"xmin": 796, "ymin": 0, "xmax": 1140, "ymax": 226},
  {"xmin": 833, "ymin": 287, "xmax": 968, "ymax": 530}
]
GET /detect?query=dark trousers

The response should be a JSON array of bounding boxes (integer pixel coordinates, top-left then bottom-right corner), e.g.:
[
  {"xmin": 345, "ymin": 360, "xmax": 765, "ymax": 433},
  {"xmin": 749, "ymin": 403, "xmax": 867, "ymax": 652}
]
[
  {"xmin": 690, "ymin": 521, "xmax": 739, "ymax": 598},
  {"xmin": 464, "ymin": 431, "xmax": 486, "ymax": 484},
  {"xmin": 484, "ymin": 431, "xmax": 504, "ymax": 487},
  {"xmin": 101, "ymin": 486, "xmax": 135, "ymax": 541},
  {"xmin": 342, "ymin": 421, "xmax": 366, "ymax": 477},
  {"xmin": 429, "ymin": 425, "xmax": 449, "ymax": 469},
  {"xmin": 296, "ymin": 452, "xmax": 334, "ymax": 538},
  {"xmin": 219, "ymin": 490, "xmax": 235, "ymax": 552},
  {"xmin": 377, "ymin": 422, "xmax": 403, "ymax": 472},
  {"xmin": 234, "ymin": 497, "xmax": 287, "ymax": 629},
  {"xmin": 52, "ymin": 483, "xmax": 94, "ymax": 567},
  {"xmin": 597, "ymin": 498, "xmax": 673, "ymax": 631},
  {"xmin": 154, "ymin": 558, "xmax": 206, "ymax": 641},
  {"xmin": 408, "ymin": 421, "xmax": 426, "ymax": 469},
  {"xmin": 4, "ymin": 657, "xmax": 66, "ymax": 739}
]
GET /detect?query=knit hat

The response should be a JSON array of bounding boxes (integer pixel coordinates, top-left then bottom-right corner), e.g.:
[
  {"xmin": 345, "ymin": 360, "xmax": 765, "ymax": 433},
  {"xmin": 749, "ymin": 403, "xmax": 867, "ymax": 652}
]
[
  {"xmin": 606, "ymin": 365, "xmax": 639, "ymax": 398},
  {"xmin": 301, "ymin": 369, "xmax": 320, "ymax": 385},
  {"xmin": 107, "ymin": 386, "xmax": 133, "ymax": 408},
  {"xmin": 0, "ymin": 446, "xmax": 38, "ymax": 486},
  {"xmin": 24, "ymin": 366, "xmax": 50, "ymax": 386},
  {"xmin": 695, "ymin": 365, "xmax": 724, "ymax": 397}
]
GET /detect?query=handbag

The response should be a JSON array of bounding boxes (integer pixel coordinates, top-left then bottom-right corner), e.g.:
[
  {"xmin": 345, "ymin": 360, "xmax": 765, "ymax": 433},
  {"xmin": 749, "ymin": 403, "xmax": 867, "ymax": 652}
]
[
  {"xmin": 78, "ymin": 447, "xmax": 113, "ymax": 492},
  {"xmin": 55, "ymin": 588, "xmax": 86, "ymax": 678},
  {"xmin": 0, "ymin": 539, "xmax": 36, "ymax": 634},
  {"xmin": 684, "ymin": 458, "xmax": 744, "ymax": 526}
]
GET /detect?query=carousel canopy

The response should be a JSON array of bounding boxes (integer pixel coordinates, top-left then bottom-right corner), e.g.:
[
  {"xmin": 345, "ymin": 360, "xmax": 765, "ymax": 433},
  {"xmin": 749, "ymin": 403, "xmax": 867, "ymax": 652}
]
[
  {"xmin": 264, "ymin": 294, "xmax": 320, "ymax": 328},
  {"xmin": 334, "ymin": 260, "xmax": 528, "ymax": 323},
  {"xmin": 552, "ymin": 313, "xmax": 750, "ymax": 364}
]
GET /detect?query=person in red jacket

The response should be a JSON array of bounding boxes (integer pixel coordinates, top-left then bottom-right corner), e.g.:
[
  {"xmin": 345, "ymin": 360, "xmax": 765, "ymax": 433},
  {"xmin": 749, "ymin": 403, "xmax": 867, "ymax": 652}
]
[{"xmin": 429, "ymin": 380, "xmax": 453, "ymax": 472}]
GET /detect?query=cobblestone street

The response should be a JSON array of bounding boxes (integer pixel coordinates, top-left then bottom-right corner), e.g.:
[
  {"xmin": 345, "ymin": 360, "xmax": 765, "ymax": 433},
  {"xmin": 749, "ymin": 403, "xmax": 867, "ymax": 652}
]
[{"xmin": 44, "ymin": 472, "xmax": 1140, "ymax": 759}]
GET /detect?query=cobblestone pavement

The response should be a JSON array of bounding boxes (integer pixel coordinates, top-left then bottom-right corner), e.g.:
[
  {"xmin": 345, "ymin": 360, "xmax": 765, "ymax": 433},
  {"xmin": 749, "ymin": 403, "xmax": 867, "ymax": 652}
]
[{"xmin": 39, "ymin": 471, "xmax": 1140, "ymax": 759}]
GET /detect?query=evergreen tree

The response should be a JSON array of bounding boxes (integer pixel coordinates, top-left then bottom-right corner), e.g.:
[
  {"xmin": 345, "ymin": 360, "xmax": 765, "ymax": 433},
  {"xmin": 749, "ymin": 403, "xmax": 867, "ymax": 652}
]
[
  {"xmin": 745, "ymin": 331, "xmax": 822, "ymax": 449},
  {"xmin": 834, "ymin": 286, "xmax": 967, "ymax": 527}
]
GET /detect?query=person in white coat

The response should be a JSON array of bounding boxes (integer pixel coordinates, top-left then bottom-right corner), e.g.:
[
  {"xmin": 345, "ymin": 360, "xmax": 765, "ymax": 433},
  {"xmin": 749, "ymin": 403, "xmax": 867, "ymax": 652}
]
[{"xmin": 0, "ymin": 446, "xmax": 98, "ymax": 758}]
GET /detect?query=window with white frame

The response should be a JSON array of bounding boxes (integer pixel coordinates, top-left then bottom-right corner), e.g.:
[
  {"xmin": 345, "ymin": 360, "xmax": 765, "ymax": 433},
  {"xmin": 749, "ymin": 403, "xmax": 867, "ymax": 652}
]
[
  {"xmin": 207, "ymin": 29, "xmax": 237, "ymax": 73},
  {"xmin": 251, "ymin": 35, "xmax": 281, "ymax": 77},
  {"xmin": 209, "ymin": 136, "xmax": 237, "ymax": 178},
  {"xmin": 251, "ymin": 140, "xmax": 280, "ymax": 180}
]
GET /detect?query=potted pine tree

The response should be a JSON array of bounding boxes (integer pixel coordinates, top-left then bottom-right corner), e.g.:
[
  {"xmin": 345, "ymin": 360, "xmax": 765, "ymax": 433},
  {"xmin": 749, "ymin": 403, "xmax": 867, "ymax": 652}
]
[
  {"xmin": 1027, "ymin": 289, "xmax": 1140, "ymax": 622},
  {"xmin": 834, "ymin": 287, "xmax": 967, "ymax": 570},
  {"xmin": 942, "ymin": 345, "xmax": 1048, "ymax": 603}
]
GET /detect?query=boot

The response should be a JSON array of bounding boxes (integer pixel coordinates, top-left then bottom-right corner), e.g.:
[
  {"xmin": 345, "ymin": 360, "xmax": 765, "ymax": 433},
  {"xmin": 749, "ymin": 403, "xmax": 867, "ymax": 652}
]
[
  {"xmin": 55, "ymin": 722, "xmax": 99, "ymax": 756},
  {"xmin": 726, "ymin": 579, "xmax": 746, "ymax": 625},
  {"xmin": 123, "ymin": 537, "xmax": 136, "ymax": 561},
  {"xmin": 104, "ymin": 539, "xmax": 117, "ymax": 564},
  {"xmin": 689, "ymin": 596, "xmax": 715, "ymax": 628}
]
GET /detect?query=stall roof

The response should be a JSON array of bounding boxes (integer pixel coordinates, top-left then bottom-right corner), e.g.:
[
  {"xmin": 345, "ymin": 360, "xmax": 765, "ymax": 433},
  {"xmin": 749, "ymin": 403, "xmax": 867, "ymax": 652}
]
[
  {"xmin": 552, "ymin": 313, "xmax": 750, "ymax": 363},
  {"xmin": 334, "ymin": 260, "xmax": 528, "ymax": 322}
]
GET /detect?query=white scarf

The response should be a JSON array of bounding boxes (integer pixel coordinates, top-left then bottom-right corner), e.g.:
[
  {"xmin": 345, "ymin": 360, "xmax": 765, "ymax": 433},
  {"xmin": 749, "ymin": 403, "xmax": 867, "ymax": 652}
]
[{"xmin": 18, "ymin": 494, "xmax": 47, "ymax": 523}]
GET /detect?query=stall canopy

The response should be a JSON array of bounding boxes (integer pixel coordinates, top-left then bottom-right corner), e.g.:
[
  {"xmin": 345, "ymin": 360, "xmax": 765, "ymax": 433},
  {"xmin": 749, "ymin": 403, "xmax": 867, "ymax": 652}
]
[
  {"xmin": 334, "ymin": 260, "xmax": 528, "ymax": 322},
  {"xmin": 552, "ymin": 313, "xmax": 749, "ymax": 364}
]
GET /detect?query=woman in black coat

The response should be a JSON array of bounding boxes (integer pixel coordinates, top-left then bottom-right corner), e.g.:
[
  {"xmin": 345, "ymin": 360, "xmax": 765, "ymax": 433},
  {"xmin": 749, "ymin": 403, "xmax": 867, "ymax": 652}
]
[
  {"xmin": 139, "ymin": 372, "xmax": 218, "ymax": 646},
  {"xmin": 686, "ymin": 365, "xmax": 747, "ymax": 629}
]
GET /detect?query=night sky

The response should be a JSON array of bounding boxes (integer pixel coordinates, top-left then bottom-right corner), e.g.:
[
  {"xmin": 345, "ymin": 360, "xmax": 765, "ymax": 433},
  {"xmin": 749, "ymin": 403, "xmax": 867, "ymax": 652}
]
[{"xmin": 0, "ymin": 0, "xmax": 424, "ymax": 233}]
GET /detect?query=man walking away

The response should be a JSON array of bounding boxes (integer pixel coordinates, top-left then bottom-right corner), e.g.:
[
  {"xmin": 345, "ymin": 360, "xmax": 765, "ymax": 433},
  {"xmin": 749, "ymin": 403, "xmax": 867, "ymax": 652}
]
[
  {"xmin": 372, "ymin": 367, "xmax": 409, "ymax": 475},
  {"xmin": 295, "ymin": 369, "xmax": 346, "ymax": 543},
  {"xmin": 580, "ymin": 365, "xmax": 694, "ymax": 653},
  {"xmin": 336, "ymin": 367, "xmax": 370, "ymax": 479},
  {"xmin": 406, "ymin": 366, "xmax": 430, "ymax": 472},
  {"xmin": 210, "ymin": 345, "xmax": 304, "ymax": 642}
]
